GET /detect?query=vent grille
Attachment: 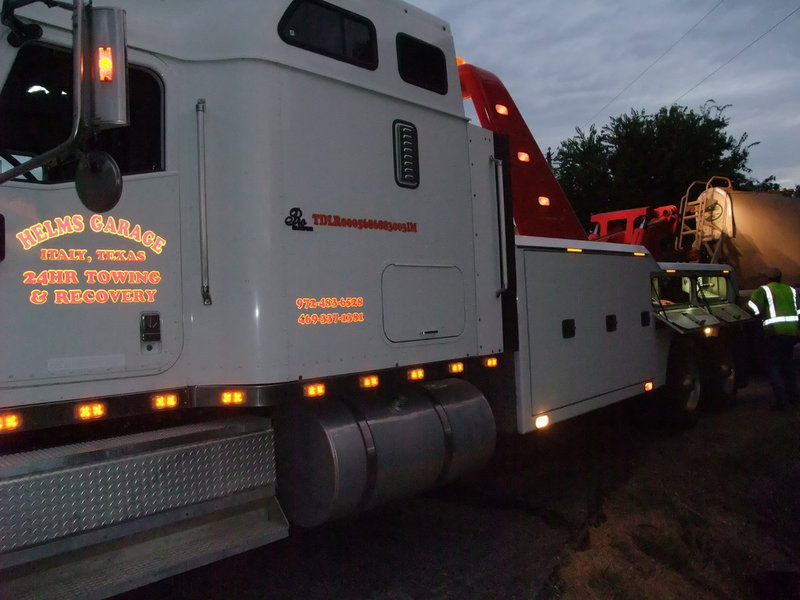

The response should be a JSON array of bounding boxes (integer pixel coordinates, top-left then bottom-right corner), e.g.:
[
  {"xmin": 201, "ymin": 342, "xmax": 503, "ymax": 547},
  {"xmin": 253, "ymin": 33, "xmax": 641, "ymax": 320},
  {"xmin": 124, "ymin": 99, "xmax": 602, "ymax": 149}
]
[{"xmin": 393, "ymin": 120, "xmax": 419, "ymax": 188}]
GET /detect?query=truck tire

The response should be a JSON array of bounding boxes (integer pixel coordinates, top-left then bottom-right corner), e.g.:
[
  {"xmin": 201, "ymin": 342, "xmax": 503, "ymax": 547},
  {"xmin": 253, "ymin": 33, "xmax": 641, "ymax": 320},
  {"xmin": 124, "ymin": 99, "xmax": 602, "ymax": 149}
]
[
  {"xmin": 702, "ymin": 338, "xmax": 737, "ymax": 409},
  {"xmin": 664, "ymin": 337, "xmax": 702, "ymax": 428}
]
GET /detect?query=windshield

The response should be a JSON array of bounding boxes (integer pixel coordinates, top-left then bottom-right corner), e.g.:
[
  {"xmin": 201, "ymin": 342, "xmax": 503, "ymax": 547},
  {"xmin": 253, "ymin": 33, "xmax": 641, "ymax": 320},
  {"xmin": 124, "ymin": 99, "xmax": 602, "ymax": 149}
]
[
  {"xmin": 651, "ymin": 276, "xmax": 691, "ymax": 307},
  {"xmin": 696, "ymin": 275, "xmax": 729, "ymax": 304}
]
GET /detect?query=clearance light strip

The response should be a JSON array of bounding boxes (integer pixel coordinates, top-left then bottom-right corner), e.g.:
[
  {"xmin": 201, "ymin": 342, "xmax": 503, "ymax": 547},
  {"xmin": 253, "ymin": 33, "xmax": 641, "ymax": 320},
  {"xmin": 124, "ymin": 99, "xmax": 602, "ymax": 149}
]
[
  {"xmin": 566, "ymin": 248, "xmax": 583, "ymax": 253},
  {"xmin": 0, "ymin": 389, "xmax": 191, "ymax": 433},
  {"xmin": 4, "ymin": 357, "xmax": 498, "ymax": 433}
]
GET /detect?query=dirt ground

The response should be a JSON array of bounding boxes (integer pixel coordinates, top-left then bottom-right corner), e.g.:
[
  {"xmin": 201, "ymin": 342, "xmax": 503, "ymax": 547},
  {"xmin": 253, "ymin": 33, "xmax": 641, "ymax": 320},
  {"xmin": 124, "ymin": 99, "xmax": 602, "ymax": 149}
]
[{"xmin": 544, "ymin": 374, "xmax": 800, "ymax": 600}]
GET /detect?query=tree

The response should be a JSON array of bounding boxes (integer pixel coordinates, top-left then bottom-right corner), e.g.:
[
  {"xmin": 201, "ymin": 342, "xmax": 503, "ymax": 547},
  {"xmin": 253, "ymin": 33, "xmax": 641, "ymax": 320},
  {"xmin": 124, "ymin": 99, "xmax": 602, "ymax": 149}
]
[
  {"xmin": 551, "ymin": 125, "xmax": 613, "ymax": 220},
  {"xmin": 744, "ymin": 174, "xmax": 780, "ymax": 192},
  {"xmin": 740, "ymin": 176, "xmax": 800, "ymax": 197},
  {"xmin": 552, "ymin": 102, "xmax": 756, "ymax": 228}
]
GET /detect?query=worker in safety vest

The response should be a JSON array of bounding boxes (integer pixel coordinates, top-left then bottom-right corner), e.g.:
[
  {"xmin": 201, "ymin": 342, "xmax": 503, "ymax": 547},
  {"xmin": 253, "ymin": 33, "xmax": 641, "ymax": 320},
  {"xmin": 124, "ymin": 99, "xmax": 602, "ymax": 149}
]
[{"xmin": 748, "ymin": 267, "xmax": 800, "ymax": 409}]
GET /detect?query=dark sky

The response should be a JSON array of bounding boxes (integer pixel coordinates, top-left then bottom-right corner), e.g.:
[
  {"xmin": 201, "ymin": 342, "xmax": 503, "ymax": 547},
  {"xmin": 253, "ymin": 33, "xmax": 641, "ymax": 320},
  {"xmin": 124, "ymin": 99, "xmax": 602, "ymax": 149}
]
[{"xmin": 415, "ymin": 0, "xmax": 799, "ymax": 188}]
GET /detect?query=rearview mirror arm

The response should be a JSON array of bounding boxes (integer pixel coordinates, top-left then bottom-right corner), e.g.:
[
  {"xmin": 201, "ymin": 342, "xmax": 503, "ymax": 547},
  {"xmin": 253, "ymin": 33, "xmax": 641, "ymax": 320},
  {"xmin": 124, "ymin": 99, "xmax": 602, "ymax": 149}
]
[{"xmin": 0, "ymin": 0, "xmax": 85, "ymax": 185}]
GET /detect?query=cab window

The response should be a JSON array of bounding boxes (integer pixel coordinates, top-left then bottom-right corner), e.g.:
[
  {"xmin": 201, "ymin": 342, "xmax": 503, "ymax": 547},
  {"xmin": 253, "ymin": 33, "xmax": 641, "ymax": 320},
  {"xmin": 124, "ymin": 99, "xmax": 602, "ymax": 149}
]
[
  {"xmin": 396, "ymin": 33, "xmax": 447, "ymax": 95},
  {"xmin": 652, "ymin": 276, "xmax": 691, "ymax": 307},
  {"xmin": 279, "ymin": 0, "xmax": 378, "ymax": 70},
  {"xmin": 696, "ymin": 275, "xmax": 729, "ymax": 303},
  {"xmin": 0, "ymin": 43, "xmax": 163, "ymax": 183}
]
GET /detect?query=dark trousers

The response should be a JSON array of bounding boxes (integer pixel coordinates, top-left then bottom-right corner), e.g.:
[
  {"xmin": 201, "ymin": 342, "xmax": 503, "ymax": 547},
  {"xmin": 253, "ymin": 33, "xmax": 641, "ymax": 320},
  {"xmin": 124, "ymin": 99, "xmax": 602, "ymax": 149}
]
[{"xmin": 764, "ymin": 335, "xmax": 800, "ymax": 407}]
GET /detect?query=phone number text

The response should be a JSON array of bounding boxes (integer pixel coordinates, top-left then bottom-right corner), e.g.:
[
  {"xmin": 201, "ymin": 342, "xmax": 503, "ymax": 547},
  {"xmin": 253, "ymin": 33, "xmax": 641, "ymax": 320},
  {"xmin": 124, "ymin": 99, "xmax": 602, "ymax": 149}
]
[
  {"xmin": 297, "ymin": 312, "xmax": 365, "ymax": 326},
  {"xmin": 296, "ymin": 297, "xmax": 364, "ymax": 310}
]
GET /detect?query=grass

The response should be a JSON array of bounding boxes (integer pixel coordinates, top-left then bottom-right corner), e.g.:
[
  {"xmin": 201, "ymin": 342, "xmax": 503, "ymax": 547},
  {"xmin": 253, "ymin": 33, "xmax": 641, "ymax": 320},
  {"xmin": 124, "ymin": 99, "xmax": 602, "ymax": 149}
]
[{"xmin": 549, "ymin": 381, "xmax": 800, "ymax": 600}]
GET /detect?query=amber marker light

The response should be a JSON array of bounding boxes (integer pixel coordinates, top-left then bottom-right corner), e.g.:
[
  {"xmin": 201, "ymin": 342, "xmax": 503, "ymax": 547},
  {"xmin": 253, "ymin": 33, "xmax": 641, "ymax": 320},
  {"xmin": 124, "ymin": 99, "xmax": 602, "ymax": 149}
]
[
  {"xmin": 538, "ymin": 196, "xmax": 551, "ymax": 207},
  {"xmin": 535, "ymin": 415, "xmax": 550, "ymax": 429},
  {"xmin": 666, "ymin": 269, "xmax": 677, "ymax": 273},
  {"xmin": 407, "ymin": 368, "xmax": 425, "ymax": 381},
  {"xmin": 456, "ymin": 56, "xmax": 466, "ymax": 66},
  {"xmin": 495, "ymin": 104, "xmax": 509, "ymax": 116},
  {"xmin": 303, "ymin": 383, "xmax": 326, "ymax": 398},
  {"xmin": 634, "ymin": 252, "xmax": 646, "ymax": 257},
  {"xmin": 98, "ymin": 47, "xmax": 114, "ymax": 82},
  {"xmin": 644, "ymin": 381, "xmax": 654, "ymax": 392},
  {"xmin": 360, "ymin": 375, "xmax": 380, "ymax": 389},
  {"xmin": 76, "ymin": 402, "xmax": 106, "ymax": 421},
  {"xmin": 153, "ymin": 394, "xmax": 179, "ymax": 410},
  {"xmin": 566, "ymin": 248, "xmax": 583, "ymax": 253},
  {"xmin": 483, "ymin": 357, "xmax": 499, "ymax": 368},
  {"xmin": 517, "ymin": 151, "xmax": 531, "ymax": 163},
  {"xmin": 0, "ymin": 413, "xmax": 21, "ymax": 432},
  {"xmin": 221, "ymin": 390, "xmax": 245, "ymax": 405},
  {"xmin": 449, "ymin": 362, "xmax": 465, "ymax": 374}
]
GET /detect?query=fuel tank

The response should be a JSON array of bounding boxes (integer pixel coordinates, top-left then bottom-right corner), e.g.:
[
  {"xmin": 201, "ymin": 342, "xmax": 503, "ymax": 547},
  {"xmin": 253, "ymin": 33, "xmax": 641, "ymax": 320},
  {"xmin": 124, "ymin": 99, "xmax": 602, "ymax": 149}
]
[{"xmin": 274, "ymin": 378, "xmax": 495, "ymax": 527}]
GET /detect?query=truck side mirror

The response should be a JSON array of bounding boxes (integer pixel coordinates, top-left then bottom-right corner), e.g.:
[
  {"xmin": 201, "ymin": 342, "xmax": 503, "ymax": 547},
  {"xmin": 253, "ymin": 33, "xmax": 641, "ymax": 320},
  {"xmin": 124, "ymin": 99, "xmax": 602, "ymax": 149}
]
[
  {"xmin": 0, "ymin": 1, "xmax": 130, "ymax": 208},
  {"xmin": 76, "ymin": 5, "xmax": 127, "ymax": 211},
  {"xmin": 76, "ymin": 150, "xmax": 122, "ymax": 213},
  {"xmin": 88, "ymin": 6, "xmax": 129, "ymax": 129}
]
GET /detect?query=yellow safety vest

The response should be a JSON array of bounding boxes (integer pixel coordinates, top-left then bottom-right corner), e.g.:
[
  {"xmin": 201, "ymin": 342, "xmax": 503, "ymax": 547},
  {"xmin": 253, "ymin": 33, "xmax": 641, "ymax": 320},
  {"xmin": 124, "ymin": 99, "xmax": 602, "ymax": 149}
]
[{"xmin": 748, "ymin": 283, "xmax": 800, "ymax": 336}]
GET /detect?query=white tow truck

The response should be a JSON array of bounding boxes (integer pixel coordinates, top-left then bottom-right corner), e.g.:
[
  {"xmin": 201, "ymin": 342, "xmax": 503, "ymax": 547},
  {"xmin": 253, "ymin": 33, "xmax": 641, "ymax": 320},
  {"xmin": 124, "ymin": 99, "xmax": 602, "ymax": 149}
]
[{"xmin": 0, "ymin": 1, "xmax": 752, "ymax": 597}]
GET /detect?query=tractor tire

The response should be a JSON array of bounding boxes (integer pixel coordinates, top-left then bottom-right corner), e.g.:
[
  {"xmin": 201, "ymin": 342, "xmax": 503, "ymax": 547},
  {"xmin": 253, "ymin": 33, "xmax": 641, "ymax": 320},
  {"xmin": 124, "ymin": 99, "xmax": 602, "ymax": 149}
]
[
  {"xmin": 664, "ymin": 337, "xmax": 702, "ymax": 428},
  {"xmin": 702, "ymin": 338, "xmax": 737, "ymax": 410}
]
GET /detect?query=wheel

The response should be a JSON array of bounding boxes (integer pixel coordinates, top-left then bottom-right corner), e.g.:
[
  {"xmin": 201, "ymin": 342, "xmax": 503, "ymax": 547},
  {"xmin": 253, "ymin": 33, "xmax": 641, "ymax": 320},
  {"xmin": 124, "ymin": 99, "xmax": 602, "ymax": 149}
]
[
  {"xmin": 664, "ymin": 337, "xmax": 702, "ymax": 428},
  {"xmin": 702, "ymin": 339, "xmax": 737, "ymax": 409}
]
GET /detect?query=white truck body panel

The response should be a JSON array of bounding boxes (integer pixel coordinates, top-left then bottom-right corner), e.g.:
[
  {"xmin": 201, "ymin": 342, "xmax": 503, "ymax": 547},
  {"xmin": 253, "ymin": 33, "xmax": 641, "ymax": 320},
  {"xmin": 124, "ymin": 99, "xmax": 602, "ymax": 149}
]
[
  {"xmin": 514, "ymin": 236, "xmax": 670, "ymax": 432},
  {"xmin": 467, "ymin": 127, "xmax": 505, "ymax": 356},
  {"xmin": 1, "ymin": 174, "xmax": 183, "ymax": 390}
]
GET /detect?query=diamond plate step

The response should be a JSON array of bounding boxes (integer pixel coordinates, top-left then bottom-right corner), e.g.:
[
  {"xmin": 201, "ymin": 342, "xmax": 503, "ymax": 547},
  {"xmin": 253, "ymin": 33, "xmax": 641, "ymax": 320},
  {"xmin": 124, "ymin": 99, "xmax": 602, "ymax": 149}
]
[{"xmin": 0, "ymin": 417, "xmax": 288, "ymax": 598}]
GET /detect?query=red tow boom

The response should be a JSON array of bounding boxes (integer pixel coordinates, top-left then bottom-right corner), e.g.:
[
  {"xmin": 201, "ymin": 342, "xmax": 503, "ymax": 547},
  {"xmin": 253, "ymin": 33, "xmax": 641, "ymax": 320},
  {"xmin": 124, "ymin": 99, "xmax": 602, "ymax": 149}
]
[{"xmin": 459, "ymin": 63, "xmax": 586, "ymax": 241}]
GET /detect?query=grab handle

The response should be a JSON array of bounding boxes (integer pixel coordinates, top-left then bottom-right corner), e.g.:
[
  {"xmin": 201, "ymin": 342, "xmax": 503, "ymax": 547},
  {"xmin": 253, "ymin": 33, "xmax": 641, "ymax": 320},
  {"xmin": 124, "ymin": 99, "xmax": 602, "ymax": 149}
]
[{"xmin": 492, "ymin": 157, "xmax": 508, "ymax": 297}]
